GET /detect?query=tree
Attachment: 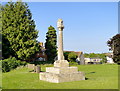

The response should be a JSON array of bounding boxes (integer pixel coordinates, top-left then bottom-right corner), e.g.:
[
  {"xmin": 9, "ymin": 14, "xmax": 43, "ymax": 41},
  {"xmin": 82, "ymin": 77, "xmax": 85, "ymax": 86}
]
[
  {"xmin": 84, "ymin": 53, "xmax": 89, "ymax": 58},
  {"xmin": 107, "ymin": 34, "xmax": 120, "ymax": 64},
  {"xmin": 99, "ymin": 54, "xmax": 107, "ymax": 63},
  {"xmin": 68, "ymin": 52, "xmax": 77, "ymax": 62},
  {"xmin": 2, "ymin": 1, "xmax": 40, "ymax": 60},
  {"xmin": 89, "ymin": 53, "xmax": 98, "ymax": 58},
  {"xmin": 64, "ymin": 51, "xmax": 70, "ymax": 61},
  {"xmin": 45, "ymin": 25, "xmax": 57, "ymax": 63}
]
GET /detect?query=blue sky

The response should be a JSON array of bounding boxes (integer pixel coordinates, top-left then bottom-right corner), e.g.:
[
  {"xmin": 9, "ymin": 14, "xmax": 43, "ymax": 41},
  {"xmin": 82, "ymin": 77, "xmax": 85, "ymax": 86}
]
[
  {"xmin": 26, "ymin": 2, "xmax": 118, "ymax": 53},
  {"xmin": 2, "ymin": 2, "xmax": 118, "ymax": 53}
]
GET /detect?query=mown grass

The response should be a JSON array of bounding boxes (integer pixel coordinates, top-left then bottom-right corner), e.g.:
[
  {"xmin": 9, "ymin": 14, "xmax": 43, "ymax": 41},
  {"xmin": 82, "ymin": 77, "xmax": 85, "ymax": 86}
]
[
  {"xmin": 2, "ymin": 64, "xmax": 118, "ymax": 89},
  {"xmin": 0, "ymin": 61, "xmax": 2, "ymax": 89}
]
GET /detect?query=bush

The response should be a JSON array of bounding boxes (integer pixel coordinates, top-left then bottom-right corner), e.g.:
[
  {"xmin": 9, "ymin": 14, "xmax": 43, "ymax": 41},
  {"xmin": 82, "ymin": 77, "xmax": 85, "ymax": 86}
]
[
  {"xmin": 2, "ymin": 60, "xmax": 10, "ymax": 72},
  {"xmin": 2, "ymin": 57, "xmax": 27, "ymax": 73},
  {"xmin": 68, "ymin": 52, "xmax": 77, "ymax": 62},
  {"xmin": 64, "ymin": 51, "xmax": 70, "ymax": 61},
  {"xmin": 7, "ymin": 57, "xmax": 19, "ymax": 69},
  {"xmin": 20, "ymin": 61, "xmax": 27, "ymax": 66},
  {"xmin": 69, "ymin": 61, "xmax": 78, "ymax": 66}
]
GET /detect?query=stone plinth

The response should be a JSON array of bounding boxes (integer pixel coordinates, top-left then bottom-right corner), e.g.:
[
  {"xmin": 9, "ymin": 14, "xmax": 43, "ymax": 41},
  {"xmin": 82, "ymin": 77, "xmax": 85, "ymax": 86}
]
[
  {"xmin": 39, "ymin": 65, "xmax": 85, "ymax": 83},
  {"xmin": 54, "ymin": 60, "xmax": 69, "ymax": 67},
  {"xmin": 40, "ymin": 67, "xmax": 85, "ymax": 83},
  {"xmin": 46, "ymin": 67, "xmax": 78, "ymax": 74}
]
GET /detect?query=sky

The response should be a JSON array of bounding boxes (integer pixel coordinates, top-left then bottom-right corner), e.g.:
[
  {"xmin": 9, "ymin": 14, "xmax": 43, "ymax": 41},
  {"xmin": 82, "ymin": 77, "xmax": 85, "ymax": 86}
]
[
  {"xmin": 2, "ymin": 2, "xmax": 118, "ymax": 53},
  {"xmin": 2, "ymin": 0, "xmax": 119, "ymax": 2}
]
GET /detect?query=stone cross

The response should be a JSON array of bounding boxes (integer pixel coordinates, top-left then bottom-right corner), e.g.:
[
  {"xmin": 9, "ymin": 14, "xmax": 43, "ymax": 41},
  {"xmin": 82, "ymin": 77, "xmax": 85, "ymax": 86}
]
[
  {"xmin": 40, "ymin": 19, "xmax": 85, "ymax": 83},
  {"xmin": 57, "ymin": 19, "xmax": 64, "ymax": 60}
]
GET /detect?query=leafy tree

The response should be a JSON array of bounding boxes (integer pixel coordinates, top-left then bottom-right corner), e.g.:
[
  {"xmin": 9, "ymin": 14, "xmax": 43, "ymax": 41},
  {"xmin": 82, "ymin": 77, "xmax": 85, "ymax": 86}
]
[
  {"xmin": 2, "ymin": 1, "xmax": 40, "ymax": 60},
  {"xmin": 84, "ymin": 53, "xmax": 89, "ymax": 58},
  {"xmin": 64, "ymin": 51, "xmax": 70, "ymax": 61},
  {"xmin": 107, "ymin": 34, "xmax": 120, "ymax": 64},
  {"xmin": 45, "ymin": 25, "xmax": 57, "ymax": 63},
  {"xmin": 89, "ymin": 53, "xmax": 98, "ymax": 58},
  {"xmin": 68, "ymin": 52, "xmax": 77, "ymax": 62}
]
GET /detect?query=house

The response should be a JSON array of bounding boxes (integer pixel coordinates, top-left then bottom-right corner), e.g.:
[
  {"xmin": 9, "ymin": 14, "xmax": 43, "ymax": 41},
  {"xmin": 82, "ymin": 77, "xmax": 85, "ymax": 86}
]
[
  {"xmin": 35, "ymin": 42, "xmax": 47, "ymax": 61},
  {"xmin": 106, "ymin": 56, "xmax": 114, "ymax": 63},
  {"xmin": 105, "ymin": 53, "xmax": 114, "ymax": 64},
  {"xmin": 84, "ymin": 57, "xmax": 102, "ymax": 64}
]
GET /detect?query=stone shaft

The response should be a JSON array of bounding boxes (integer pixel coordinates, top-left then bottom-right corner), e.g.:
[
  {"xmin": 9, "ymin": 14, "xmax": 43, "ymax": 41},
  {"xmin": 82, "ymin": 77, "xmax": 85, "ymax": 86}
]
[{"xmin": 58, "ymin": 28, "xmax": 64, "ymax": 60}]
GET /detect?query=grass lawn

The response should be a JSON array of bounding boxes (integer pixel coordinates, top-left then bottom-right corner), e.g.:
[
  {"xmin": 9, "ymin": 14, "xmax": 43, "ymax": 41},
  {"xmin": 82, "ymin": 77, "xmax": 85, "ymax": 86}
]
[{"xmin": 2, "ymin": 64, "xmax": 118, "ymax": 89}]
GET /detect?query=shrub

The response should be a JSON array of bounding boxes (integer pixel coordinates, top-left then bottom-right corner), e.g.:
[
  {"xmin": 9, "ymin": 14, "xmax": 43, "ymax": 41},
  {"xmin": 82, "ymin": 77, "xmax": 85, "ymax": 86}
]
[
  {"xmin": 69, "ymin": 61, "xmax": 78, "ymax": 66},
  {"xmin": 2, "ymin": 60, "xmax": 10, "ymax": 72},
  {"xmin": 68, "ymin": 52, "xmax": 77, "ymax": 62},
  {"xmin": 64, "ymin": 51, "xmax": 70, "ymax": 61},
  {"xmin": 2, "ymin": 57, "xmax": 27, "ymax": 72},
  {"xmin": 7, "ymin": 57, "xmax": 19, "ymax": 69},
  {"xmin": 20, "ymin": 61, "xmax": 27, "ymax": 66}
]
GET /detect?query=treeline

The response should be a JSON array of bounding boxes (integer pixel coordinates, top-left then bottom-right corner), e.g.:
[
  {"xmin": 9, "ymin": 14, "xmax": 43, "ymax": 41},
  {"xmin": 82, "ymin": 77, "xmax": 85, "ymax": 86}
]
[{"xmin": 84, "ymin": 53, "xmax": 106, "ymax": 58}]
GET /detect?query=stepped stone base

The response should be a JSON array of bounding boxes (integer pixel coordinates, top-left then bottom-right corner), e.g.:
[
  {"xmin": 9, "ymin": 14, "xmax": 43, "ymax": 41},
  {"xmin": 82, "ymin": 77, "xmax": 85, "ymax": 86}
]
[
  {"xmin": 40, "ymin": 60, "xmax": 85, "ymax": 83},
  {"xmin": 39, "ymin": 66, "xmax": 85, "ymax": 83}
]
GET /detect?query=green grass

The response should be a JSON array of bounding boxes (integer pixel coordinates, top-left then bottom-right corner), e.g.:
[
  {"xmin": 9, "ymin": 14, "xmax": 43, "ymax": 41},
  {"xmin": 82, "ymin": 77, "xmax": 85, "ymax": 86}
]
[
  {"xmin": 0, "ymin": 62, "xmax": 2, "ymax": 89},
  {"xmin": 0, "ymin": 71, "xmax": 2, "ymax": 89},
  {"xmin": 2, "ymin": 64, "xmax": 118, "ymax": 89}
]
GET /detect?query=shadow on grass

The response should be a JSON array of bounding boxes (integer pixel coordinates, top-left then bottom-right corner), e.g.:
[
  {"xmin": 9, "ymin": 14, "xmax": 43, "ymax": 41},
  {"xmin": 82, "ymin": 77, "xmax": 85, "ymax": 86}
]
[
  {"xmin": 29, "ymin": 70, "xmax": 34, "ymax": 72},
  {"xmin": 85, "ymin": 72, "xmax": 96, "ymax": 80},
  {"xmin": 86, "ymin": 71, "xmax": 96, "ymax": 74},
  {"xmin": 29, "ymin": 70, "xmax": 45, "ymax": 72},
  {"xmin": 40, "ymin": 71, "xmax": 44, "ymax": 72},
  {"xmin": 85, "ymin": 77, "xmax": 89, "ymax": 80}
]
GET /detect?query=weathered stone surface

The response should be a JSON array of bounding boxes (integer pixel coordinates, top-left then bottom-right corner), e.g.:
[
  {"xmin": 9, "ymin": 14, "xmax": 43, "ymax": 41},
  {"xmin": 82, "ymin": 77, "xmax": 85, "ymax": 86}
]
[
  {"xmin": 46, "ymin": 67, "xmax": 78, "ymax": 74},
  {"xmin": 54, "ymin": 60, "xmax": 69, "ymax": 67},
  {"xmin": 40, "ymin": 72, "xmax": 46, "ymax": 81},
  {"xmin": 39, "ymin": 71, "xmax": 85, "ymax": 83},
  {"xmin": 36, "ymin": 65, "xmax": 41, "ymax": 73},
  {"xmin": 70, "ymin": 72, "xmax": 85, "ymax": 81},
  {"xmin": 27, "ymin": 64, "xmax": 35, "ymax": 70},
  {"xmin": 57, "ymin": 19, "xmax": 64, "ymax": 61}
]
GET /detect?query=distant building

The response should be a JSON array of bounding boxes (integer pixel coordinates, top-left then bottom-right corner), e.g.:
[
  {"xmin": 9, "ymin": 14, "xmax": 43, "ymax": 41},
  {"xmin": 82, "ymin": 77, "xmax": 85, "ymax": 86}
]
[
  {"xmin": 106, "ymin": 56, "xmax": 114, "ymax": 63},
  {"xmin": 35, "ymin": 42, "xmax": 47, "ymax": 61},
  {"xmin": 105, "ymin": 53, "xmax": 114, "ymax": 64},
  {"xmin": 84, "ymin": 58, "xmax": 102, "ymax": 64}
]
